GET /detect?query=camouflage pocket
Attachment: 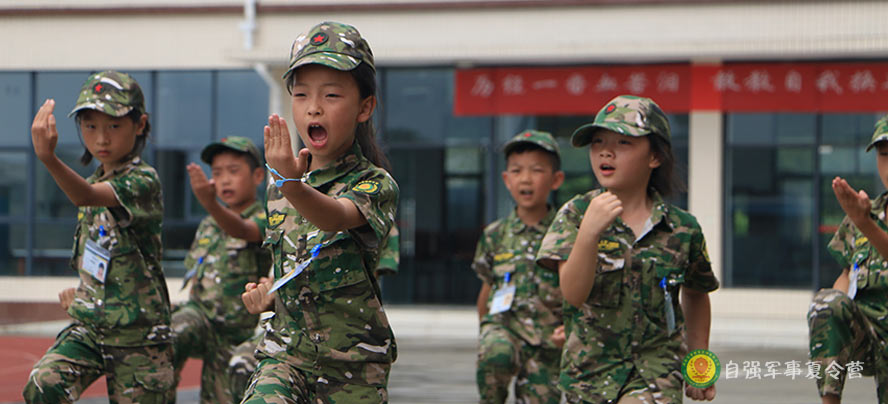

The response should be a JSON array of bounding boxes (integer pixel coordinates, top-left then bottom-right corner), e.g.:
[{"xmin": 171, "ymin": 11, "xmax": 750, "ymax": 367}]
[{"xmin": 588, "ymin": 255, "xmax": 623, "ymax": 308}]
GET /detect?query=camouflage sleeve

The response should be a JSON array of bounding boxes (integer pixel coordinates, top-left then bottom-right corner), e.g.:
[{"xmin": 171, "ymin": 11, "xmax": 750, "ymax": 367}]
[
  {"xmin": 251, "ymin": 211, "xmax": 268, "ymax": 241},
  {"xmin": 471, "ymin": 224, "xmax": 495, "ymax": 285},
  {"xmin": 339, "ymin": 169, "xmax": 399, "ymax": 247},
  {"xmin": 535, "ymin": 197, "xmax": 581, "ymax": 271},
  {"xmin": 375, "ymin": 225, "xmax": 400, "ymax": 276},
  {"xmin": 107, "ymin": 165, "xmax": 162, "ymax": 228},
  {"xmin": 683, "ymin": 221, "xmax": 720, "ymax": 293},
  {"xmin": 827, "ymin": 215, "xmax": 855, "ymax": 269}
]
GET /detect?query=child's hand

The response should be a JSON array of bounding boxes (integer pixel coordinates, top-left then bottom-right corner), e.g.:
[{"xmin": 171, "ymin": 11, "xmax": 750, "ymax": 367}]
[
  {"xmin": 58, "ymin": 287, "xmax": 75, "ymax": 311},
  {"xmin": 31, "ymin": 99, "xmax": 59, "ymax": 163},
  {"xmin": 264, "ymin": 114, "xmax": 310, "ymax": 182},
  {"xmin": 549, "ymin": 325, "xmax": 566, "ymax": 348},
  {"xmin": 187, "ymin": 163, "xmax": 216, "ymax": 206},
  {"xmin": 579, "ymin": 191, "xmax": 623, "ymax": 238},
  {"xmin": 242, "ymin": 277, "xmax": 274, "ymax": 314},
  {"xmin": 832, "ymin": 176, "xmax": 871, "ymax": 227},
  {"xmin": 685, "ymin": 384, "xmax": 716, "ymax": 401}
]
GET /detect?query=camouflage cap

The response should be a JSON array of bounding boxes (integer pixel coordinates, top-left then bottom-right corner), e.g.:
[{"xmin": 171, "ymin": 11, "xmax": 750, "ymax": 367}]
[
  {"xmin": 503, "ymin": 129, "xmax": 561, "ymax": 158},
  {"xmin": 570, "ymin": 95, "xmax": 671, "ymax": 147},
  {"xmin": 283, "ymin": 21, "xmax": 374, "ymax": 80},
  {"xmin": 866, "ymin": 115, "xmax": 888, "ymax": 152},
  {"xmin": 201, "ymin": 136, "xmax": 262, "ymax": 167},
  {"xmin": 69, "ymin": 70, "xmax": 146, "ymax": 118}
]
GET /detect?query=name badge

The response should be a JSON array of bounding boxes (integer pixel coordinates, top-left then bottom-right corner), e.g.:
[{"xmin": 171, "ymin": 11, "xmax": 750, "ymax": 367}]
[
  {"xmin": 181, "ymin": 257, "xmax": 203, "ymax": 290},
  {"xmin": 848, "ymin": 262, "xmax": 860, "ymax": 300},
  {"xmin": 82, "ymin": 240, "xmax": 110, "ymax": 283},
  {"xmin": 488, "ymin": 272, "xmax": 515, "ymax": 315},
  {"xmin": 268, "ymin": 244, "xmax": 322, "ymax": 295}
]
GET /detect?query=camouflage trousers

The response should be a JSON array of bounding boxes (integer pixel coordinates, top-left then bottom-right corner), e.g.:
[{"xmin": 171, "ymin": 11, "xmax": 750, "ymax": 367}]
[
  {"xmin": 22, "ymin": 322, "xmax": 174, "ymax": 404},
  {"xmin": 476, "ymin": 323, "xmax": 561, "ymax": 404},
  {"xmin": 808, "ymin": 288, "xmax": 888, "ymax": 402},
  {"xmin": 229, "ymin": 332, "xmax": 263, "ymax": 403},
  {"xmin": 561, "ymin": 365, "xmax": 683, "ymax": 404},
  {"xmin": 172, "ymin": 303, "xmax": 252, "ymax": 404},
  {"xmin": 240, "ymin": 357, "xmax": 388, "ymax": 404}
]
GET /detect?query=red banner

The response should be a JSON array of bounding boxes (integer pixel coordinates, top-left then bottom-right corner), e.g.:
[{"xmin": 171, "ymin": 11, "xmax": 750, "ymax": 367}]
[{"xmin": 454, "ymin": 62, "xmax": 888, "ymax": 115}]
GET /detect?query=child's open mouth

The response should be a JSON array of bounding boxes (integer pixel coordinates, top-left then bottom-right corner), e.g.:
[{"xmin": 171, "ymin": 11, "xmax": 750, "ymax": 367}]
[
  {"xmin": 519, "ymin": 189, "xmax": 533, "ymax": 197},
  {"xmin": 599, "ymin": 164, "xmax": 615, "ymax": 175},
  {"xmin": 308, "ymin": 124, "xmax": 328, "ymax": 147}
]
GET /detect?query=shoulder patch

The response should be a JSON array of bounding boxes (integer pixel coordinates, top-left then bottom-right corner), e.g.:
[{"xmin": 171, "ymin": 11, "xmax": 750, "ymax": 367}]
[
  {"xmin": 268, "ymin": 211, "xmax": 286, "ymax": 229},
  {"xmin": 353, "ymin": 180, "xmax": 380, "ymax": 195}
]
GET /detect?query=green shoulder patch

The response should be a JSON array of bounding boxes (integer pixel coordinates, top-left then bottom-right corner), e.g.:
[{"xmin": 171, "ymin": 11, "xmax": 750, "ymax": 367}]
[
  {"xmin": 353, "ymin": 180, "xmax": 380, "ymax": 195},
  {"xmin": 268, "ymin": 211, "xmax": 286, "ymax": 229}
]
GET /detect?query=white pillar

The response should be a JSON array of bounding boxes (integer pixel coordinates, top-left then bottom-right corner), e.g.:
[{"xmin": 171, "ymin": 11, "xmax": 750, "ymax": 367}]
[{"xmin": 688, "ymin": 111, "xmax": 724, "ymax": 283}]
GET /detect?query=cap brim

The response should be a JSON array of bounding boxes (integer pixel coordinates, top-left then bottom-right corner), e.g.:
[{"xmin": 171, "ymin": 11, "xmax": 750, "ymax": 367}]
[
  {"xmin": 867, "ymin": 135, "xmax": 888, "ymax": 152},
  {"xmin": 68, "ymin": 103, "xmax": 133, "ymax": 118},
  {"xmin": 283, "ymin": 52, "xmax": 364, "ymax": 79},
  {"xmin": 570, "ymin": 122, "xmax": 653, "ymax": 147}
]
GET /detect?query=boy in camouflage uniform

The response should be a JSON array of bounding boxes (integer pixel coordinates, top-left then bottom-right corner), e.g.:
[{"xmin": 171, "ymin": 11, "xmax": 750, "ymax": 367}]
[
  {"xmin": 808, "ymin": 115, "xmax": 888, "ymax": 404},
  {"xmin": 24, "ymin": 71, "xmax": 175, "ymax": 403},
  {"xmin": 536, "ymin": 95, "xmax": 719, "ymax": 403},
  {"xmin": 228, "ymin": 225, "xmax": 400, "ymax": 403},
  {"xmin": 473, "ymin": 130, "xmax": 566, "ymax": 404},
  {"xmin": 173, "ymin": 136, "xmax": 271, "ymax": 403}
]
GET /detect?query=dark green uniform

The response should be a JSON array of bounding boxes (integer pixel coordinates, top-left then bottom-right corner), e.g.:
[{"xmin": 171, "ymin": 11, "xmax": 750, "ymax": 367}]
[
  {"xmin": 536, "ymin": 189, "xmax": 719, "ymax": 403},
  {"xmin": 24, "ymin": 156, "xmax": 174, "ymax": 404},
  {"xmin": 173, "ymin": 201, "xmax": 270, "ymax": 403}
]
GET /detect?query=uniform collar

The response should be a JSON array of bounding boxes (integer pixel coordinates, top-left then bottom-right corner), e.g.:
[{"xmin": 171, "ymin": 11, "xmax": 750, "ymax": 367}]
[
  {"xmin": 508, "ymin": 205, "xmax": 556, "ymax": 234},
  {"xmin": 239, "ymin": 200, "xmax": 264, "ymax": 219},
  {"xmin": 871, "ymin": 191, "xmax": 888, "ymax": 222},
  {"xmin": 303, "ymin": 141, "xmax": 363, "ymax": 188},
  {"xmin": 591, "ymin": 187, "xmax": 674, "ymax": 232},
  {"xmin": 93, "ymin": 156, "xmax": 141, "ymax": 182}
]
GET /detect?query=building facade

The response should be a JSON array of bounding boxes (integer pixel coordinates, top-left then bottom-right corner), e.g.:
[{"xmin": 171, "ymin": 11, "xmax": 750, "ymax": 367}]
[{"xmin": 2, "ymin": 1, "xmax": 887, "ymax": 316}]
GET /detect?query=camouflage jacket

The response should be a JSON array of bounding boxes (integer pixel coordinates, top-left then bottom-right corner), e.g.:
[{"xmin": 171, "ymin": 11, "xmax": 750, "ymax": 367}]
[
  {"xmin": 828, "ymin": 191, "xmax": 888, "ymax": 321},
  {"xmin": 68, "ymin": 156, "xmax": 171, "ymax": 347},
  {"xmin": 536, "ymin": 189, "xmax": 719, "ymax": 402},
  {"xmin": 375, "ymin": 225, "xmax": 400, "ymax": 277},
  {"xmin": 256, "ymin": 142, "xmax": 399, "ymax": 386},
  {"xmin": 472, "ymin": 207, "xmax": 563, "ymax": 348},
  {"xmin": 184, "ymin": 201, "xmax": 271, "ymax": 333}
]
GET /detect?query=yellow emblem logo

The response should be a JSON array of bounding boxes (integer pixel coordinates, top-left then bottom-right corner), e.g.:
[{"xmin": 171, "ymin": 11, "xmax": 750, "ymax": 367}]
[
  {"xmin": 268, "ymin": 212, "xmax": 286, "ymax": 228},
  {"xmin": 353, "ymin": 180, "xmax": 380, "ymax": 195},
  {"xmin": 682, "ymin": 349, "xmax": 720, "ymax": 388},
  {"xmin": 494, "ymin": 252, "xmax": 514, "ymax": 262},
  {"xmin": 198, "ymin": 238, "xmax": 210, "ymax": 246},
  {"xmin": 598, "ymin": 239, "xmax": 619, "ymax": 252},
  {"xmin": 855, "ymin": 237, "xmax": 869, "ymax": 248},
  {"xmin": 77, "ymin": 212, "xmax": 84, "ymax": 221}
]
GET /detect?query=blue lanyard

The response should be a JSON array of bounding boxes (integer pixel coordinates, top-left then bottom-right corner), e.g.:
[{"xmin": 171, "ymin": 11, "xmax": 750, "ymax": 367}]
[{"xmin": 266, "ymin": 164, "xmax": 306, "ymax": 188}]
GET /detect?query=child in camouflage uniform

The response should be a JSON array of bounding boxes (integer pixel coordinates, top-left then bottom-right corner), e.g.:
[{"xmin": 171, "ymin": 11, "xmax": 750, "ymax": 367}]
[
  {"xmin": 238, "ymin": 21, "xmax": 398, "ymax": 403},
  {"xmin": 229, "ymin": 226, "xmax": 400, "ymax": 403},
  {"xmin": 472, "ymin": 130, "xmax": 566, "ymax": 404},
  {"xmin": 171, "ymin": 136, "xmax": 271, "ymax": 403},
  {"xmin": 808, "ymin": 115, "xmax": 888, "ymax": 404},
  {"xmin": 24, "ymin": 71, "xmax": 174, "ymax": 403},
  {"xmin": 536, "ymin": 95, "xmax": 719, "ymax": 404}
]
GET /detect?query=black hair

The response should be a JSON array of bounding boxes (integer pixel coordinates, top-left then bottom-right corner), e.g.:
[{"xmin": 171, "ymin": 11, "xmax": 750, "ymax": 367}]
[
  {"xmin": 209, "ymin": 149, "xmax": 261, "ymax": 171},
  {"xmin": 505, "ymin": 143, "xmax": 561, "ymax": 171},
  {"xmin": 76, "ymin": 109, "xmax": 150, "ymax": 166},
  {"xmin": 285, "ymin": 63, "xmax": 391, "ymax": 172},
  {"xmin": 647, "ymin": 134, "xmax": 685, "ymax": 198}
]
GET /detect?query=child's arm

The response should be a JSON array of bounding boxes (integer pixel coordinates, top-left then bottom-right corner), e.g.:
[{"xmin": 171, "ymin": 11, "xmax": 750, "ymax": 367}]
[
  {"xmin": 264, "ymin": 115, "xmax": 366, "ymax": 232},
  {"xmin": 559, "ymin": 192, "xmax": 622, "ymax": 307},
  {"xmin": 476, "ymin": 282, "xmax": 491, "ymax": 322},
  {"xmin": 681, "ymin": 287, "xmax": 717, "ymax": 401},
  {"xmin": 187, "ymin": 163, "xmax": 262, "ymax": 242},
  {"xmin": 832, "ymin": 268, "xmax": 851, "ymax": 292},
  {"xmin": 32, "ymin": 100, "xmax": 119, "ymax": 208},
  {"xmin": 833, "ymin": 176, "xmax": 888, "ymax": 261}
]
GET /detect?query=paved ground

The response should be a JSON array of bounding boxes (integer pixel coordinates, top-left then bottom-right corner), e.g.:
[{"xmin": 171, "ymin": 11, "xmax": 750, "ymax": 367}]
[{"xmin": 1, "ymin": 306, "xmax": 880, "ymax": 403}]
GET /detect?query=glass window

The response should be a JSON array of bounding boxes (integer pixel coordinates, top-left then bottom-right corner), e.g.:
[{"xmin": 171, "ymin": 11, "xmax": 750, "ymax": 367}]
[
  {"xmin": 0, "ymin": 72, "xmax": 33, "ymax": 147},
  {"xmin": 34, "ymin": 148, "xmax": 96, "ymax": 219},
  {"xmin": 35, "ymin": 72, "xmax": 90, "ymax": 146},
  {"xmin": 0, "ymin": 152, "xmax": 28, "ymax": 218},
  {"xmin": 216, "ymin": 70, "xmax": 269, "ymax": 147},
  {"xmin": 0, "ymin": 223, "xmax": 27, "ymax": 276},
  {"xmin": 156, "ymin": 71, "xmax": 212, "ymax": 148}
]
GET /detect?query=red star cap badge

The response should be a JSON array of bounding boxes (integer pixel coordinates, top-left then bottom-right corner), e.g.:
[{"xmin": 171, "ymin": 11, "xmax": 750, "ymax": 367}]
[
  {"xmin": 93, "ymin": 83, "xmax": 103, "ymax": 93},
  {"xmin": 310, "ymin": 32, "xmax": 328, "ymax": 46}
]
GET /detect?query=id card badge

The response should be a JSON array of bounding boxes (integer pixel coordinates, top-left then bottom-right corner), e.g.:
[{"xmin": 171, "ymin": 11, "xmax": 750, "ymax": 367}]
[
  {"xmin": 268, "ymin": 244, "xmax": 322, "ymax": 295},
  {"xmin": 661, "ymin": 277, "xmax": 676, "ymax": 334},
  {"xmin": 181, "ymin": 257, "xmax": 203, "ymax": 290},
  {"xmin": 488, "ymin": 272, "xmax": 515, "ymax": 315},
  {"xmin": 848, "ymin": 262, "xmax": 860, "ymax": 300},
  {"xmin": 82, "ymin": 240, "xmax": 110, "ymax": 283}
]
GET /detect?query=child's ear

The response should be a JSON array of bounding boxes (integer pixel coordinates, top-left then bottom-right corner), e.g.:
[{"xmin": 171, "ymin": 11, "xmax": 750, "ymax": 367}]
[
  {"xmin": 252, "ymin": 166, "xmax": 265, "ymax": 185},
  {"xmin": 550, "ymin": 170, "xmax": 565, "ymax": 191},
  {"xmin": 136, "ymin": 114, "xmax": 148, "ymax": 136},
  {"xmin": 356, "ymin": 95, "xmax": 376, "ymax": 124},
  {"xmin": 648, "ymin": 152, "xmax": 662, "ymax": 169}
]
